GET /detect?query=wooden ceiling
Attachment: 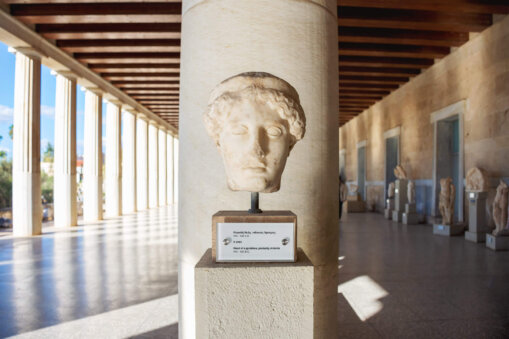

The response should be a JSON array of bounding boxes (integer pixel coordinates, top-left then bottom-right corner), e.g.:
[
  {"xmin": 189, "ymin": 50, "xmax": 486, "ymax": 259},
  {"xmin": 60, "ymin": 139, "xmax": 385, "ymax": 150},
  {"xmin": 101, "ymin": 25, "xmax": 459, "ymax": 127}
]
[{"xmin": 3, "ymin": 1, "xmax": 508, "ymax": 128}]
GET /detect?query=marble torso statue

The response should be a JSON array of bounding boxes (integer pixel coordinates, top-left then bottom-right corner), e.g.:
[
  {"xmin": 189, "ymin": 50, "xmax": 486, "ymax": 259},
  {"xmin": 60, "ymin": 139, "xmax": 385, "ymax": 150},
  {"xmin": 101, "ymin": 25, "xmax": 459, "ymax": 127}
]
[
  {"xmin": 439, "ymin": 177, "xmax": 455, "ymax": 225},
  {"xmin": 394, "ymin": 165, "xmax": 408, "ymax": 180},
  {"xmin": 492, "ymin": 181, "xmax": 509, "ymax": 236},
  {"xmin": 204, "ymin": 72, "xmax": 306, "ymax": 193},
  {"xmin": 466, "ymin": 167, "xmax": 489, "ymax": 192}
]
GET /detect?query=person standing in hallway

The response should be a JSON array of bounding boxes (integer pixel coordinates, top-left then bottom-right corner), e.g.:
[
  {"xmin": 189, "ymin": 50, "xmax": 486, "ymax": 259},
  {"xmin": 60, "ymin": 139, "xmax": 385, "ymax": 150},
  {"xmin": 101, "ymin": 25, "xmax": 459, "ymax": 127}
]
[{"xmin": 339, "ymin": 176, "xmax": 347, "ymax": 220}]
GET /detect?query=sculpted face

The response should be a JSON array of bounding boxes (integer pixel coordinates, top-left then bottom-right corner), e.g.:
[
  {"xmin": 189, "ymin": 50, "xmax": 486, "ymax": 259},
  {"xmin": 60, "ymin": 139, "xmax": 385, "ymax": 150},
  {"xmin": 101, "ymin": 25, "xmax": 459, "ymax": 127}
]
[
  {"xmin": 218, "ymin": 97, "xmax": 291, "ymax": 193},
  {"xmin": 204, "ymin": 72, "xmax": 306, "ymax": 193}
]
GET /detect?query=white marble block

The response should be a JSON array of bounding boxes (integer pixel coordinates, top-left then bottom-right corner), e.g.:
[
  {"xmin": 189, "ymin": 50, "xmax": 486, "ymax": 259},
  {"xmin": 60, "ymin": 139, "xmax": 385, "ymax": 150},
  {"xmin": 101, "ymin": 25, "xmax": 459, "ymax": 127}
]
[
  {"xmin": 195, "ymin": 248, "xmax": 314, "ymax": 339},
  {"xmin": 486, "ymin": 234, "xmax": 509, "ymax": 251},
  {"xmin": 395, "ymin": 179, "xmax": 408, "ymax": 212},
  {"xmin": 384, "ymin": 209, "xmax": 392, "ymax": 220},
  {"xmin": 392, "ymin": 210, "xmax": 403, "ymax": 222},
  {"xmin": 465, "ymin": 191, "xmax": 489, "ymax": 243}
]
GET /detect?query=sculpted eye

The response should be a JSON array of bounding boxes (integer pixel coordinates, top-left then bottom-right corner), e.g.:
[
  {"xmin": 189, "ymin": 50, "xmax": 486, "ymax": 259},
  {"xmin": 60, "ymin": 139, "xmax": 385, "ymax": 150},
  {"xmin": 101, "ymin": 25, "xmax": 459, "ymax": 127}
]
[
  {"xmin": 231, "ymin": 125, "xmax": 247, "ymax": 135},
  {"xmin": 267, "ymin": 126, "xmax": 282, "ymax": 137}
]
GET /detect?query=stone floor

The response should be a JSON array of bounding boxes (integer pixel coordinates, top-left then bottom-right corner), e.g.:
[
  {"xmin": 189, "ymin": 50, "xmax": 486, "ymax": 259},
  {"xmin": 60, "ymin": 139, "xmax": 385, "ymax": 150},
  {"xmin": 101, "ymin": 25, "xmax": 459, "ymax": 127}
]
[
  {"xmin": 0, "ymin": 206, "xmax": 178, "ymax": 339},
  {"xmin": 339, "ymin": 212, "xmax": 509, "ymax": 338},
  {"xmin": 1, "ymin": 208, "xmax": 509, "ymax": 338}
]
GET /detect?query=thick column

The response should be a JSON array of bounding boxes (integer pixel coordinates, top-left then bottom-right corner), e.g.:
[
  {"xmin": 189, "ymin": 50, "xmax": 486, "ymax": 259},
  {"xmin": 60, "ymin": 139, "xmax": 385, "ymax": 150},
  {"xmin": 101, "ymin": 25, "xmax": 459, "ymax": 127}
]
[
  {"xmin": 158, "ymin": 128, "xmax": 167, "ymax": 206},
  {"xmin": 53, "ymin": 70, "xmax": 77, "ymax": 228},
  {"xmin": 148, "ymin": 122, "xmax": 159, "ymax": 208},
  {"xmin": 11, "ymin": 47, "xmax": 42, "ymax": 236},
  {"xmin": 105, "ymin": 100, "xmax": 122, "ymax": 217},
  {"xmin": 83, "ymin": 88, "xmax": 103, "ymax": 222},
  {"xmin": 173, "ymin": 138, "xmax": 178, "ymax": 203},
  {"xmin": 167, "ymin": 134, "xmax": 174, "ymax": 204},
  {"xmin": 178, "ymin": 1, "xmax": 338, "ymax": 337},
  {"xmin": 122, "ymin": 110, "xmax": 137, "ymax": 213},
  {"xmin": 136, "ymin": 116, "xmax": 148, "ymax": 210}
]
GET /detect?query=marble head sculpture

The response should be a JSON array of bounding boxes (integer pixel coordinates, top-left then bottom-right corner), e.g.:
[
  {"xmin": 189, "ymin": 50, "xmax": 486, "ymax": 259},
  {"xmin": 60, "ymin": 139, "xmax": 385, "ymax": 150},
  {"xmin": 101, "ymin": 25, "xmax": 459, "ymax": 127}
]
[{"xmin": 204, "ymin": 72, "xmax": 306, "ymax": 193}]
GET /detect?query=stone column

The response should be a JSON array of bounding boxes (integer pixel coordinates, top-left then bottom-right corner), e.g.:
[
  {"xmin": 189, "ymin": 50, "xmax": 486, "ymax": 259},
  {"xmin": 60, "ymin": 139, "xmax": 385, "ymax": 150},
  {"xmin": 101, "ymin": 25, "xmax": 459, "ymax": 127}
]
[
  {"xmin": 53, "ymin": 70, "xmax": 77, "ymax": 228},
  {"xmin": 173, "ymin": 138, "xmax": 179, "ymax": 203},
  {"xmin": 148, "ymin": 122, "xmax": 159, "ymax": 208},
  {"xmin": 105, "ymin": 100, "xmax": 122, "ymax": 217},
  {"xmin": 178, "ymin": 1, "xmax": 338, "ymax": 337},
  {"xmin": 167, "ymin": 134, "xmax": 174, "ymax": 204},
  {"xmin": 122, "ymin": 110, "xmax": 137, "ymax": 214},
  {"xmin": 11, "ymin": 47, "xmax": 42, "ymax": 236},
  {"xmin": 158, "ymin": 128, "xmax": 167, "ymax": 206},
  {"xmin": 136, "ymin": 116, "xmax": 149, "ymax": 210},
  {"xmin": 83, "ymin": 88, "xmax": 103, "ymax": 222}
]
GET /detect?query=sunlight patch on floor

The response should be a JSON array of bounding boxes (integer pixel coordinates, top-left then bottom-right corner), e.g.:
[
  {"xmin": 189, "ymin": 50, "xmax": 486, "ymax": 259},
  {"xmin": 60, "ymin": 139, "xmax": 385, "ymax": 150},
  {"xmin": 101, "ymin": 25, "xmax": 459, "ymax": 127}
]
[{"xmin": 338, "ymin": 275, "xmax": 388, "ymax": 321}]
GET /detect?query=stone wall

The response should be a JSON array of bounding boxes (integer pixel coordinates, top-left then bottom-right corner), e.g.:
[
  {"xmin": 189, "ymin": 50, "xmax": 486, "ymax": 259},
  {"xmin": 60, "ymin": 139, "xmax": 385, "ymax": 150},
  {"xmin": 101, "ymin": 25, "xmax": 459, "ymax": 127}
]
[{"xmin": 339, "ymin": 15, "xmax": 509, "ymax": 217}]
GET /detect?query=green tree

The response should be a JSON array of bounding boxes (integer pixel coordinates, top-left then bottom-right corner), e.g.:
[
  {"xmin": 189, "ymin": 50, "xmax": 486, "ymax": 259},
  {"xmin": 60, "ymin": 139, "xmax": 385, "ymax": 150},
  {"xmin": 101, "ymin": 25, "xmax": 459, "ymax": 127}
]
[
  {"xmin": 43, "ymin": 143, "xmax": 54, "ymax": 162},
  {"xmin": 0, "ymin": 158, "xmax": 12, "ymax": 208},
  {"xmin": 8, "ymin": 124, "xmax": 13, "ymax": 140},
  {"xmin": 41, "ymin": 171, "xmax": 53, "ymax": 204},
  {"xmin": 0, "ymin": 135, "xmax": 5, "ymax": 158}
]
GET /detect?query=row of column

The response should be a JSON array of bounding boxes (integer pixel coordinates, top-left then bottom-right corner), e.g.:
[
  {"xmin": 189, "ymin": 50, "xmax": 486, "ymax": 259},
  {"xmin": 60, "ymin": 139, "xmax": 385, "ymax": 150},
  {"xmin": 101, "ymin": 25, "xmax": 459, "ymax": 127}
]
[{"xmin": 11, "ymin": 47, "xmax": 178, "ymax": 236}]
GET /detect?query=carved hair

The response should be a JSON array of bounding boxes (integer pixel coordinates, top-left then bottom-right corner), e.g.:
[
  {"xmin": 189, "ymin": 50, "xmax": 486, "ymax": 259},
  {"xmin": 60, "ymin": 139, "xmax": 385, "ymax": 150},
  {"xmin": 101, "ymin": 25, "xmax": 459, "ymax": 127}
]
[{"xmin": 204, "ymin": 73, "xmax": 306, "ymax": 149}]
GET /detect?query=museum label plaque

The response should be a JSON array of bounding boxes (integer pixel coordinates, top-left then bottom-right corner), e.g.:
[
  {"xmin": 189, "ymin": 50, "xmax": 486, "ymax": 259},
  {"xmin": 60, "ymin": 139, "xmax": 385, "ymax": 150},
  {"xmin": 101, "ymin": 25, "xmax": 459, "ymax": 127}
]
[{"xmin": 212, "ymin": 211, "xmax": 297, "ymax": 262}]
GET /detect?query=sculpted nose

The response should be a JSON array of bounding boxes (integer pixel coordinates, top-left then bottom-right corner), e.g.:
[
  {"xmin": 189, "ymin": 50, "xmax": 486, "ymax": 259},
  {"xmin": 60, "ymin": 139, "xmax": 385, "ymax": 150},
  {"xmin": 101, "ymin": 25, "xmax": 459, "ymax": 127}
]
[{"xmin": 248, "ymin": 131, "xmax": 265, "ymax": 159}]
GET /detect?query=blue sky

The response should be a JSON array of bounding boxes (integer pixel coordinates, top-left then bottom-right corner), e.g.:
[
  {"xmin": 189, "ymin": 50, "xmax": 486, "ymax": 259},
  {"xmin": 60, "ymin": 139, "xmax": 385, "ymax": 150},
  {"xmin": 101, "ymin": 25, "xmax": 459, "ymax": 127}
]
[{"xmin": 0, "ymin": 42, "xmax": 107, "ymax": 160}]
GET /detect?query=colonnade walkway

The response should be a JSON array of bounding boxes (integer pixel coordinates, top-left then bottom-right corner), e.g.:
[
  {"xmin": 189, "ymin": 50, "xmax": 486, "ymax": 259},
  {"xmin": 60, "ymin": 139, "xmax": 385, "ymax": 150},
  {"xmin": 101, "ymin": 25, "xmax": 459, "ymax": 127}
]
[
  {"xmin": 2, "ymin": 209, "xmax": 509, "ymax": 338},
  {"xmin": 0, "ymin": 205, "xmax": 178, "ymax": 339}
]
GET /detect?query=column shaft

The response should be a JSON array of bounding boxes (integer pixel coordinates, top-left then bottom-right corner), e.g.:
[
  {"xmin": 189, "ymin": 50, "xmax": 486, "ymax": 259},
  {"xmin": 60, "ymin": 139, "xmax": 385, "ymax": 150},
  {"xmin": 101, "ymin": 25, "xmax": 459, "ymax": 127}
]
[
  {"xmin": 12, "ymin": 48, "xmax": 42, "ymax": 236},
  {"xmin": 178, "ymin": 1, "xmax": 338, "ymax": 337},
  {"xmin": 122, "ymin": 111, "xmax": 137, "ymax": 213},
  {"xmin": 158, "ymin": 129, "xmax": 167, "ymax": 206},
  {"xmin": 105, "ymin": 101, "xmax": 122, "ymax": 217},
  {"xmin": 148, "ymin": 123, "xmax": 159, "ymax": 208},
  {"xmin": 136, "ymin": 117, "xmax": 148, "ymax": 210},
  {"xmin": 167, "ymin": 134, "xmax": 174, "ymax": 204},
  {"xmin": 173, "ymin": 138, "xmax": 178, "ymax": 203},
  {"xmin": 83, "ymin": 89, "xmax": 103, "ymax": 221},
  {"xmin": 53, "ymin": 71, "xmax": 77, "ymax": 228}
]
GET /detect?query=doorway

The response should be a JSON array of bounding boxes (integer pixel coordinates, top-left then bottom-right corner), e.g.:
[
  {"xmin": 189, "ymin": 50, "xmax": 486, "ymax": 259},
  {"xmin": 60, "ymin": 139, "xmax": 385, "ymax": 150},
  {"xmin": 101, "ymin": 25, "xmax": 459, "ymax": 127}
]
[
  {"xmin": 384, "ymin": 127, "xmax": 400, "ymax": 199},
  {"xmin": 357, "ymin": 141, "xmax": 366, "ymax": 201},
  {"xmin": 431, "ymin": 101, "xmax": 464, "ymax": 222}
]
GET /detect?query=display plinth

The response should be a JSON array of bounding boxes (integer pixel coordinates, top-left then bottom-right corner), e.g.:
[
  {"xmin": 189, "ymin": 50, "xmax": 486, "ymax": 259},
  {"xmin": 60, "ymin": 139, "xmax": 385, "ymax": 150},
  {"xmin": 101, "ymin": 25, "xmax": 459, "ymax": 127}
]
[
  {"xmin": 395, "ymin": 179, "xmax": 408, "ymax": 212},
  {"xmin": 486, "ymin": 234, "xmax": 509, "ymax": 251},
  {"xmin": 402, "ymin": 203, "xmax": 420, "ymax": 225},
  {"xmin": 433, "ymin": 224, "xmax": 465, "ymax": 236},
  {"xmin": 392, "ymin": 210, "xmax": 403, "ymax": 222},
  {"xmin": 212, "ymin": 211, "xmax": 297, "ymax": 262},
  {"xmin": 465, "ymin": 191, "xmax": 489, "ymax": 243},
  {"xmin": 195, "ymin": 248, "xmax": 314, "ymax": 339},
  {"xmin": 384, "ymin": 198, "xmax": 394, "ymax": 220},
  {"xmin": 347, "ymin": 194, "xmax": 366, "ymax": 212}
]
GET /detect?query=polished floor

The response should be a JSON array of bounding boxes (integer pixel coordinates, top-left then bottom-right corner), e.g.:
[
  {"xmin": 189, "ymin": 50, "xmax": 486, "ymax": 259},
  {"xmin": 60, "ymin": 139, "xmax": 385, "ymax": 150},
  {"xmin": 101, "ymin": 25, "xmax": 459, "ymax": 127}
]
[
  {"xmin": 0, "ymin": 206, "xmax": 178, "ymax": 339},
  {"xmin": 339, "ymin": 213, "xmax": 509, "ymax": 338},
  {"xmin": 1, "ymin": 208, "xmax": 509, "ymax": 338}
]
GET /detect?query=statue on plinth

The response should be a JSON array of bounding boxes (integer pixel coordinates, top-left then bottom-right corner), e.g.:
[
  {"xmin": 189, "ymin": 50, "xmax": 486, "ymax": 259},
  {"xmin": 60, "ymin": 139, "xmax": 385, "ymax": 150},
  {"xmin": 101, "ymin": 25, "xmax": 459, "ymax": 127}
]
[
  {"xmin": 492, "ymin": 181, "xmax": 509, "ymax": 236},
  {"xmin": 439, "ymin": 177, "xmax": 455, "ymax": 225},
  {"xmin": 466, "ymin": 167, "xmax": 489, "ymax": 192},
  {"xmin": 394, "ymin": 165, "xmax": 408, "ymax": 180},
  {"xmin": 204, "ymin": 72, "xmax": 306, "ymax": 193},
  {"xmin": 407, "ymin": 180, "xmax": 415, "ymax": 204}
]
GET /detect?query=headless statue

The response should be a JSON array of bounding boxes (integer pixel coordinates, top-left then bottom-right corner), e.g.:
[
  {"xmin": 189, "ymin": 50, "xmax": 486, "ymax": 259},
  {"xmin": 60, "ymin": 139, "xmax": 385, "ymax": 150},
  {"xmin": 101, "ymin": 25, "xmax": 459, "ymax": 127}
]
[
  {"xmin": 439, "ymin": 177, "xmax": 455, "ymax": 225},
  {"xmin": 394, "ymin": 165, "xmax": 408, "ymax": 180},
  {"xmin": 407, "ymin": 180, "xmax": 415, "ymax": 204},
  {"xmin": 388, "ymin": 182, "xmax": 395, "ymax": 199},
  {"xmin": 492, "ymin": 181, "xmax": 509, "ymax": 236}
]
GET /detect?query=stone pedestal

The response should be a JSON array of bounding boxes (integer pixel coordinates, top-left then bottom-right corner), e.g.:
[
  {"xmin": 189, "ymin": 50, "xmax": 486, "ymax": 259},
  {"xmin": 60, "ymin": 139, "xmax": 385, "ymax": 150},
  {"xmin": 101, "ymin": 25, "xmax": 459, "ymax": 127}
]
[
  {"xmin": 195, "ymin": 248, "xmax": 313, "ymax": 339},
  {"xmin": 465, "ymin": 191, "xmax": 489, "ymax": 243},
  {"xmin": 392, "ymin": 180, "xmax": 408, "ymax": 222},
  {"xmin": 347, "ymin": 194, "xmax": 366, "ymax": 213},
  {"xmin": 486, "ymin": 234, "xmax": 509, "ymax": 251},
  {"xmin": 384, "ymin": 198, "xmax": 394, "ymax": 219},
  {"xmin": 433, "ymin": 224, "xmax": 465, "ymax": 236},
  {"xmin": 402, "ymin": 203, "xmax": 420, "ymax": 225}
]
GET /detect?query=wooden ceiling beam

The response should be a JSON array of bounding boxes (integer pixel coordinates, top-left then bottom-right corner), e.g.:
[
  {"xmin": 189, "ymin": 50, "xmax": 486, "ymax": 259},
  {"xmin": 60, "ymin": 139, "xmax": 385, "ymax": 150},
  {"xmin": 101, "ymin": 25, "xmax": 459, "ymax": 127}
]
[
  {"xmin": 132, "ymin": 94, "xmax": 179, "ymax": 99},
  {"xmin": 339, "ymin": 26, "xmax": 468, "ymax": 46},
  {"xmin": 11, "ymin": 3, "xmax": 181, "ymax": 24},
  {"xmin": 341, "ymin": 75, "xmax": 408, "ymax": 84},
  {"xmin": 90, "ymin": 63, "xmax": 180, "ymax": 73},
  {"xmin": 337, "ymin": 6, "xmax": 492, "ymax": 32},
  {"xmin": 58, "ymin": 39, "xmax": 180, "ymax": 53},
  {"xmin": 116, "ymin": 83, "xmax": 180, "ymax": 88},
  {"xmin": 336, "ymin": 0, "xmax": 509, "ymax": 14},
  {"xmin": 102, "ymin": 72, "xmax": 179, "ymax": 77},
  {"xmin": 111, "ymin": 79, "xmax": 179, "ymax": 84},
  {"xmin": 339, "ymin": 55, "xmax": 433, "ymax": 68},
  {"xmin": 125, "ymin": 89, "xmax": 179, "ymax": 94},
  {"xmin": 339, "ymin": 66, "xmax": 420, "ymax": 77},
  {"xmin": 339, "ymin": 82, "xmax": 399, "ymax": 89},
  {"xmin": 339, "ymin": 42, "xmax": 449, "ymax": 58},
  {"xmin": 75, "ymin": 52, "xmax": 180, "ymax": 64}
]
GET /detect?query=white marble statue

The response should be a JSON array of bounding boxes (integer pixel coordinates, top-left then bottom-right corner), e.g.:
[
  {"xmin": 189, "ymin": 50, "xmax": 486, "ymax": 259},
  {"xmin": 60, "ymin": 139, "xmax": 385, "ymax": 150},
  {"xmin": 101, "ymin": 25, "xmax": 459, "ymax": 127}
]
[
  {"xmin": 349, "ymin": 184, "xmax": 358, "ymax": 195},
  {"xmin": 492, "ymin": 180, "xmax": 509, "ymax": 236},
  {"xmin": 388, "ymin": 182, "xmax": 395, "ymax": 198},
  {"xmin": 204, "ymin": 72, "xmax": 306, "ymax": 193},
  {"xmin": 439, "ymin": 177, "xmax": 455, "ymax": 225},
  {"xmin": 465, "ymin": 167, "xmax": 489, "ymax": 192},
  {"xmin": 407, "ymin": 180, "xmax": 415, "ymax": 204},
  {"xmin": 394, "ymin": 165, "xmax": 408, "ymax": 180}
]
